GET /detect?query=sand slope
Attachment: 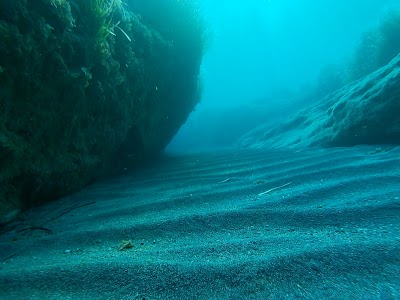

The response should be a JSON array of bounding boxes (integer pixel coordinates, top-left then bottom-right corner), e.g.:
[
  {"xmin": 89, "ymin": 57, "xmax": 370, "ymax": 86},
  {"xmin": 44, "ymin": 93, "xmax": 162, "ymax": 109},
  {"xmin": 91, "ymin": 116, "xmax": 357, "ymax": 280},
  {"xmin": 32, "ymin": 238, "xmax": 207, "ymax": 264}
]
[{"xmin": 1, "ymin": 146, "xmax": 399, "ymax": 299}]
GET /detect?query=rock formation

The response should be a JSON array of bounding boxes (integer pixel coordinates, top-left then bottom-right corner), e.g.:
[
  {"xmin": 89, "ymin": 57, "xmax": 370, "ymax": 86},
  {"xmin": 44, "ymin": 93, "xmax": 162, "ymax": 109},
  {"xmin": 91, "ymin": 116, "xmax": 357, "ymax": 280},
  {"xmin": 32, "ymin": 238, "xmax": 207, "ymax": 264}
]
[
  {"xmin": 0, "ymin": 0, "xmax": 205, "ymax": 223},
  {"xmin": 239, "ymin": 53, "xmax": 400, "ymax": 149}
]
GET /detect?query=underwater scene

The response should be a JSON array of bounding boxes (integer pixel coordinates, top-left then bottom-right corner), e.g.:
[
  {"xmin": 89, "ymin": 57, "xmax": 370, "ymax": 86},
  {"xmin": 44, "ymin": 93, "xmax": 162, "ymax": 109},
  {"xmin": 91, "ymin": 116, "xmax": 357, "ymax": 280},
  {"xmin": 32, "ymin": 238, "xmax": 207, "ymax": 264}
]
[{"xmin": 0, "ymin": 0, "xmax": 400, "ymax": 299}]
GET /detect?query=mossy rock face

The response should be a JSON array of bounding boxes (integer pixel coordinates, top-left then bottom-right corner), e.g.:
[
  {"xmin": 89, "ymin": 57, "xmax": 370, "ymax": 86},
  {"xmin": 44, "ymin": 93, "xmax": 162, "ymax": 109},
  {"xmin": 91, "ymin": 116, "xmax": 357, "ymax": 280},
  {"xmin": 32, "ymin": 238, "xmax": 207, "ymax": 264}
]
[{"xmin": 0, "ymin": 0, "xmax": 204, "ymax": 222}]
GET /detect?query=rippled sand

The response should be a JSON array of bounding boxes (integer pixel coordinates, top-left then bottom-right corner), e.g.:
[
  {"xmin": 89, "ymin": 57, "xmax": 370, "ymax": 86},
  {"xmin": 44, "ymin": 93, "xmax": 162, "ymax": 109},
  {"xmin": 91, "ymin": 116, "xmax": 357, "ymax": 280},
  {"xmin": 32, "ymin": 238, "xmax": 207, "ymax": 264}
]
[{"xmin": 1, "ymin": 146, "xmax": 399, "ymax": 299}]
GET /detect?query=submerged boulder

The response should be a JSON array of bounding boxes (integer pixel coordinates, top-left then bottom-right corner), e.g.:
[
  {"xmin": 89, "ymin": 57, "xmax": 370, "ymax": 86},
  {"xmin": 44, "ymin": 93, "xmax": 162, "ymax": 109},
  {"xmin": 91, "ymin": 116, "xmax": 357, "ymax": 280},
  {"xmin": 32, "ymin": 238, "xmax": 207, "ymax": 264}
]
[
  {"xmin": 0, "ymin": 0, "xmax": 204, "ymax": 223},
  {"xmin": 239, "ymin": 53, "xmax": 400, "ymax": 149}
]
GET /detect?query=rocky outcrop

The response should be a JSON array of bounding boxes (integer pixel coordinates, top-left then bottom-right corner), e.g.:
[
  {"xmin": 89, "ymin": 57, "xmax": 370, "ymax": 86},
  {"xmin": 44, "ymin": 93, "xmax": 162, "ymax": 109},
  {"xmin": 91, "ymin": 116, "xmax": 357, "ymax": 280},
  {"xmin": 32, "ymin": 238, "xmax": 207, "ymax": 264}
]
[
  {"xmin": 238, "ymin": 53, "xmax": 400, "ymax": 149},
  {"xmin": 0, "ymin": 0, "xmax": 204, "ymax": 223}
]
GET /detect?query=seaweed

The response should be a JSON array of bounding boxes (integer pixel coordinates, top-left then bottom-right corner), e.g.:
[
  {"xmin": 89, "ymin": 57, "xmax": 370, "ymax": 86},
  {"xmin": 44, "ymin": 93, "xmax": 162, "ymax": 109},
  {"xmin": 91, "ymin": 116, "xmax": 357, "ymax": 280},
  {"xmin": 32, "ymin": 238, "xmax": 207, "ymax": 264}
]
[{"xmin": 0, "ymin": 0, "xmax": 205, "ymax": 226}]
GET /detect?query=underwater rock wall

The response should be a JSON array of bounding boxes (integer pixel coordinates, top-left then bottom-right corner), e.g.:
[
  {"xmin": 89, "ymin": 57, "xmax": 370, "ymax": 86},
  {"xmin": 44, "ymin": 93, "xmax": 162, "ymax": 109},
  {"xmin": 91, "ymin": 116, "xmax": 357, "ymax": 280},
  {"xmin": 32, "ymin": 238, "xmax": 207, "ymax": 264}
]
[
  {"xmin": 239, "ymin": 53, "xmax": 400, "ymax": 149},
  {"xmin": 0, "ymin": 0, "xmax": 204, "ymax": 222}
]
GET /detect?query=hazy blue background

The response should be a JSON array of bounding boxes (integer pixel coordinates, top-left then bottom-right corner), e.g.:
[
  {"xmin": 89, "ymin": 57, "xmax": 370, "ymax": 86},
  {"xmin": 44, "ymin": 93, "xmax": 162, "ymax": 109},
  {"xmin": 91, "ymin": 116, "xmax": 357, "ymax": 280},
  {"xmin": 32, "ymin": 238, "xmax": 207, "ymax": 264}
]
[{"xmin": 167, "ymin": 0, "xmax": 399, "ymax": 151}]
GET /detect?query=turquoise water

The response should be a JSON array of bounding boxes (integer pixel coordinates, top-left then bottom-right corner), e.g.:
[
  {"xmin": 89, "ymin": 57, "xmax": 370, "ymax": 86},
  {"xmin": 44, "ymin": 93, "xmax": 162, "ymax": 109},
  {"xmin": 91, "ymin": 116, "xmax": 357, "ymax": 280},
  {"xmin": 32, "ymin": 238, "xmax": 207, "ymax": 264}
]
[
  {"xmin": 1, "ymin": 0, "xmax": 400, "ymax": 299},
  {"xmin": 169, "ymin": 0, "xmax": 400, "ymax": 150}
]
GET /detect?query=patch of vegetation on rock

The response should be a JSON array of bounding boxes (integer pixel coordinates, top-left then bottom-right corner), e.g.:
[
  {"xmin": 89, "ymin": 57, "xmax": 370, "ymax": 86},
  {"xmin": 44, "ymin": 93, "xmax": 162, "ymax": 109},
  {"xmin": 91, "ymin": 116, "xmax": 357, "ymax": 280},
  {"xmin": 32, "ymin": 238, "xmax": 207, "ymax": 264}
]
[{"xmin": 0, "ymin": 0, "xmax": 205, "ymax": 222}]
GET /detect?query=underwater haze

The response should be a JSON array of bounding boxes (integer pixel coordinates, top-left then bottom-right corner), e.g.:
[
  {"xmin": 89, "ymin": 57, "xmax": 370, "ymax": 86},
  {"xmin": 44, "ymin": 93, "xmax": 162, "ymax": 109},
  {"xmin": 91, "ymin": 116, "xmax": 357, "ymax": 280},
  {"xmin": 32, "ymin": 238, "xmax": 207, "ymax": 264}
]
[
  {"xmin": 1, "ymin": 0, "xmax": 400, "ymax": 299},
  {"xmin": 168, "ymin": 0, "xmax": 400, "ymax": 151}
]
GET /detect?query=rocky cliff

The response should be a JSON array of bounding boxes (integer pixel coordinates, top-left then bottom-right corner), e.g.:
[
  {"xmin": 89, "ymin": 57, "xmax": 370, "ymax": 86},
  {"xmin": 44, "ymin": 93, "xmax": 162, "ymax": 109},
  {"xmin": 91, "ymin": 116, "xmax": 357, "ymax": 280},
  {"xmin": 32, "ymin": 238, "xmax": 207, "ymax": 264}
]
[{"xmin": 0, "ymin": 0, "xmax": 205, "ymax": 223}]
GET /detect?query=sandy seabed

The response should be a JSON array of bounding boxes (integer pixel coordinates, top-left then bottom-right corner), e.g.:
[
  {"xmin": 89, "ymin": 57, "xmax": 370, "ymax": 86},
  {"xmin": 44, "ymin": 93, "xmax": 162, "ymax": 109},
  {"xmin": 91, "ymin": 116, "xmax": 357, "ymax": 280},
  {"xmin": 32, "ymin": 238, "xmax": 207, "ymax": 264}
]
[{"xmin": 1, "ymin": 146, "xmax": 399, "ymax": 299}]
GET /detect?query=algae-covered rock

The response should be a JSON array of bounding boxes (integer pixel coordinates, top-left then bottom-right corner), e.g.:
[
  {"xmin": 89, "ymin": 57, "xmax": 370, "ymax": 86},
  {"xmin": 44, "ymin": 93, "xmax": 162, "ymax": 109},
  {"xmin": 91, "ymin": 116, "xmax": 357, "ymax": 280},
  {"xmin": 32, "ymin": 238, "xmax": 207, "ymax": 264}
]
[{"xmin": 0, "ymin": 0, "xmax": 205, "ymax": 222}]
